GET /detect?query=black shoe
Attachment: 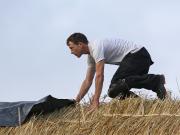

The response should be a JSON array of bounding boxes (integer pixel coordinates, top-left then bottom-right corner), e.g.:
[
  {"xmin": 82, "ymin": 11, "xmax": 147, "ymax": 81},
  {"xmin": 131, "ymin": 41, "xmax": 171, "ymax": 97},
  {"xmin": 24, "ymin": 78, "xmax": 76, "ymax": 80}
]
[{"xmin": 156, "ymin": 75, "xmax": 167, "ymax": 100}]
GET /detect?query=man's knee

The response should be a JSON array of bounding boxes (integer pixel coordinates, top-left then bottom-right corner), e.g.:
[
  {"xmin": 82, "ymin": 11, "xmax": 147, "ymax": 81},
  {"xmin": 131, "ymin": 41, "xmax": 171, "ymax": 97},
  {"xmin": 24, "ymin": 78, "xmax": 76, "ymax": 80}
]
[
  {"xmin": 108, "ymin": 84, "xmax": 118, "ymax": 98},
  {"xmin": 107, "ymin": 79, "xmax": 129, "ymax": 98}
]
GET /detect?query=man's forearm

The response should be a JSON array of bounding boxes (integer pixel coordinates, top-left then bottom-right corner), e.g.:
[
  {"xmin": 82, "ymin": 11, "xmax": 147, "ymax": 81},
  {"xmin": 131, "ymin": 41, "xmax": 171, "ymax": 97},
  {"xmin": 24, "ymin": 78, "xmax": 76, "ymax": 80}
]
[
  {"xmin": 93, "ymin": 75, "xmax": 104, "ymax": 101},
  {"xmin": 75, "ymin": 80, "xmax": 92, "ymax": 102}
]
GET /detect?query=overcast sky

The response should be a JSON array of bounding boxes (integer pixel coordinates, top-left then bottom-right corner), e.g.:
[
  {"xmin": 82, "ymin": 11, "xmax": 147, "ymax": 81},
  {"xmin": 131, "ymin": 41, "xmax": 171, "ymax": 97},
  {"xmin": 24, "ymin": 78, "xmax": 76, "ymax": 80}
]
[{"xmin": 0, "ymin": 0, "xmax": 180, "ymax": 101}]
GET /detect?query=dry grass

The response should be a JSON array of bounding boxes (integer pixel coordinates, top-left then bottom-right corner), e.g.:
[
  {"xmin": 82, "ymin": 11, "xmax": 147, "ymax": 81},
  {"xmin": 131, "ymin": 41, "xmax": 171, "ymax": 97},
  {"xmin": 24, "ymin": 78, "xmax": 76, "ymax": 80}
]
[{"xmin": 1, "ymin": 97, "xmax": 180, "ymax": 135}]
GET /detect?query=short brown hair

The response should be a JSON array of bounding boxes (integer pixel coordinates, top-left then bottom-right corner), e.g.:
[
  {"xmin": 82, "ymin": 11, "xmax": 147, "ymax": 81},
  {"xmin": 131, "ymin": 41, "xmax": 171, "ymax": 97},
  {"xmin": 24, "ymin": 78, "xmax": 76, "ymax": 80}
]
[{"xmin": 66, "ymin": 33, "xmax": 88, "ymax": 45}]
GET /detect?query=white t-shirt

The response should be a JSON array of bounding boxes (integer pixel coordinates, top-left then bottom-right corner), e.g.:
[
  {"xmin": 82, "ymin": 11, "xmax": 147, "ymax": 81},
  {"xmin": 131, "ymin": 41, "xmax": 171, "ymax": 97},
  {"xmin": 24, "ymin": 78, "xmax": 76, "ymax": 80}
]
[{"xmin": 87, "ymin": 38, "xmax": 143, "ymax": 67}]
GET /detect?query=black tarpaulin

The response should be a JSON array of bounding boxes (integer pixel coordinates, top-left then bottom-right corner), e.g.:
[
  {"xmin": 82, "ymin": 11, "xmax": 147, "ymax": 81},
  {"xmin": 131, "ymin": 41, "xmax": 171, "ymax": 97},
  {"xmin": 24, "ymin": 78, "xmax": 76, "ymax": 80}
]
[{"xmin": 0, "ymin": 95, "xmax": 75, "ymax": 127}]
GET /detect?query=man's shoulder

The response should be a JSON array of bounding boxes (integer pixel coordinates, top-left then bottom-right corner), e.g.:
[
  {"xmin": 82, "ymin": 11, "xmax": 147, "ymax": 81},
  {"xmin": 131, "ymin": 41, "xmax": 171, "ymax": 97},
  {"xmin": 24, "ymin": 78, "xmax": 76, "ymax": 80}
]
[
  {"xmin": 90, "ymin": 38, "xmax": 126, "ymax": 46},
  {"xmin": 90, "ymin": 38, "xmax": 119, "ymax": 43}
]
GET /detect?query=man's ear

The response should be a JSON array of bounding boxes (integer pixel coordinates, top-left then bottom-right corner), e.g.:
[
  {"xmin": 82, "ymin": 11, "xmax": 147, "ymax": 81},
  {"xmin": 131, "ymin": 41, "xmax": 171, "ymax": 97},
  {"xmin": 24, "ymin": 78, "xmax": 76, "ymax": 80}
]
[{"xmin": 78, "ymin": 42, "xmax": 83, "ymax": 47}]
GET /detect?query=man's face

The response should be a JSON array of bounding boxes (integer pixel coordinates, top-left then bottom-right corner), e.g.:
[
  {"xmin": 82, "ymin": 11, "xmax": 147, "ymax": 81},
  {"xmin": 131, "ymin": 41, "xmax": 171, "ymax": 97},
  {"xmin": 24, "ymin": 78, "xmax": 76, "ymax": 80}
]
[{"xmin": 67, "ymin": 41, "xmax": 83, "ymax": 58}]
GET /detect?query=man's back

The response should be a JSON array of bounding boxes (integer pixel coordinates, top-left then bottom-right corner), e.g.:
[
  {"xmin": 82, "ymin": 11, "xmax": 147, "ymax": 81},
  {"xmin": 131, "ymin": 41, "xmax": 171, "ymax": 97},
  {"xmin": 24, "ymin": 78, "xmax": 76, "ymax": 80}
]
[{"xmin": 88, "ymin": 38, "xmax": 143, "ymax": 65}]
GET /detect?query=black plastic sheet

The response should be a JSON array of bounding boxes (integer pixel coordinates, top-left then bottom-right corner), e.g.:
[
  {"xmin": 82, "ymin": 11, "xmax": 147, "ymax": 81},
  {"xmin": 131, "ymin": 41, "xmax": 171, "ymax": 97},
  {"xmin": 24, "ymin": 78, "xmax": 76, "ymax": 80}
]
[{"xmin": 0, "ymin": 95, "xmax": 75, "ymax": 127}]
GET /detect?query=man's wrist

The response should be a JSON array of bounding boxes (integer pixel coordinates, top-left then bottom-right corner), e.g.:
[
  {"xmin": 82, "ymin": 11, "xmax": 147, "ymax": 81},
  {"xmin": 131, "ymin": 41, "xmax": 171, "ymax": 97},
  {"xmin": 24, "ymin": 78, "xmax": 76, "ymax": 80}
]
[
  {"xmin": 75, "ymin": 100, "xmax": 79, "ymax": 103},
  {"xmin": 93, "ymin": 96, "xmax": 100, "ymax": 102},
  {"xmin": 75, "ymin": 97, "xmax": 80, "ymax": 103}
]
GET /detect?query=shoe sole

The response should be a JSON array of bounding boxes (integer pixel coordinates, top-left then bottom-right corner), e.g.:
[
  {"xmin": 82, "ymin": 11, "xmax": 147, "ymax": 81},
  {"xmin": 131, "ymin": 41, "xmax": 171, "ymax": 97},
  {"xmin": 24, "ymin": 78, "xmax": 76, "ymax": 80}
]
[
  {"xmin": 159, "ymin": 75, "xmax": 167, "ymax": 99},
  {"xmin": 161, "ymin": 74, "xmax": 166, "ymax": 84}
]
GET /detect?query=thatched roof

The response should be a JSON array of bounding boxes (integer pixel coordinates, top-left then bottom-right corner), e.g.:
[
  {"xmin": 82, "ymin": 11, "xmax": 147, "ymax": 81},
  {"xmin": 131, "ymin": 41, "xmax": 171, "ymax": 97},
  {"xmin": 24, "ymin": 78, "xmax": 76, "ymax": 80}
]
[{"xmin": 1, "ymin": 98, "xmax": 180, "ymax": 135}]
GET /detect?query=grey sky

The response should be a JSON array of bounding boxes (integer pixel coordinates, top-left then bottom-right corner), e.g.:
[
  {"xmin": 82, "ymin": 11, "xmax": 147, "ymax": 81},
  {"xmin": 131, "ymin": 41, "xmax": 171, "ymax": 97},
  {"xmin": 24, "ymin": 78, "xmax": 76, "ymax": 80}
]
[{"xmin": 0, "ymin": 0, "xmax": 180, "ymax": 101}]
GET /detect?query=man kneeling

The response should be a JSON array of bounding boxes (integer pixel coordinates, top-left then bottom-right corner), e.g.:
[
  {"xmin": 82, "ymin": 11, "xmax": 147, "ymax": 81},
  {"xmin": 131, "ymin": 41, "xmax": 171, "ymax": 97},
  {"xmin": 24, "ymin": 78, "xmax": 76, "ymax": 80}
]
[{"xmin": 66, "ymin": 33, "xmax": 167, "ymax": 110}]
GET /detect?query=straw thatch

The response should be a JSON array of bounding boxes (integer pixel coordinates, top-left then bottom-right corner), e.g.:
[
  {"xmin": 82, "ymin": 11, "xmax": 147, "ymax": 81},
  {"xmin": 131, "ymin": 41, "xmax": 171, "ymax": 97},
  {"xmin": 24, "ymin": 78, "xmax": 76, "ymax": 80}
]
[{"xmin": 1, "ymin": 97, "xmax": 180, "ymax": 135}]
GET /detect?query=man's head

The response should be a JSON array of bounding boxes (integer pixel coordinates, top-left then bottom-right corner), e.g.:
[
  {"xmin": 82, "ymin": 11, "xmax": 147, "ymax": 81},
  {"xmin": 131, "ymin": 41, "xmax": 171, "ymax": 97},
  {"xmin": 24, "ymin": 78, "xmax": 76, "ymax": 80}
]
[{"xmin": 66, "ymin": 33, "xmax": 89, "ymax": 58}]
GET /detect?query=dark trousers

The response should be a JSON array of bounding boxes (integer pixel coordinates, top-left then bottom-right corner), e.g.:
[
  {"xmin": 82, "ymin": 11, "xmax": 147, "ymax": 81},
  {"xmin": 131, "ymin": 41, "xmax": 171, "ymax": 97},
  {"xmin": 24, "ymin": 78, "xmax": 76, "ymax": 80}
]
[{"xmin": 108, "ymin": 47, "xmax": 161, "ymax": 98}]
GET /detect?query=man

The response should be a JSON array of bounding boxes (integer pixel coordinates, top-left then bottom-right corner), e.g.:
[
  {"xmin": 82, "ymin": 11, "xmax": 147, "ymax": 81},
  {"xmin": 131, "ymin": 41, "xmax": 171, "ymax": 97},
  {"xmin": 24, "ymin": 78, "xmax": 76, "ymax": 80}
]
[{"xmin": 66, "ymin": 32, "xmax": 167, "ymax": 110}]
